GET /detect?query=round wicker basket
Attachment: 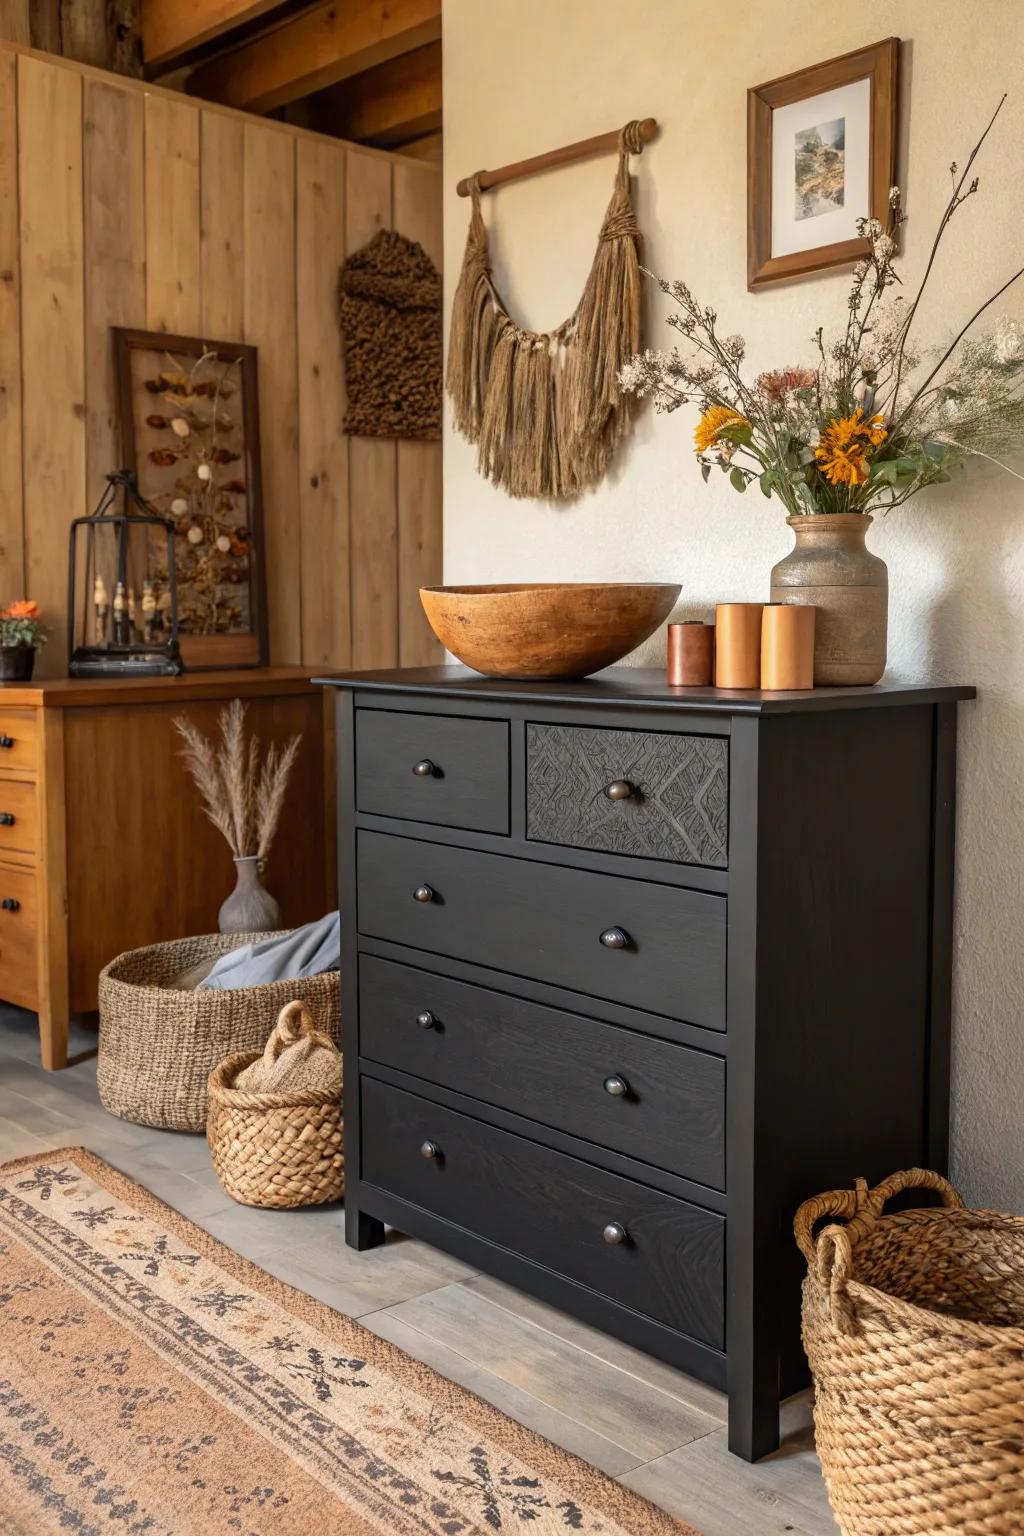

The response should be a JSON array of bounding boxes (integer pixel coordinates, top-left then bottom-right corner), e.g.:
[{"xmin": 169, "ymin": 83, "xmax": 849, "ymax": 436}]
[
  {"xmin": 98, "ymin": 933, "xmax": 340, "ymax": 1133},
  {"xmin": 795, "ymin": 1168, "xmax": 1024, "ymax": 1536},
  {"xmin": 207, "ymin": 1001, "xmax": 343, "ymax": 1209}
]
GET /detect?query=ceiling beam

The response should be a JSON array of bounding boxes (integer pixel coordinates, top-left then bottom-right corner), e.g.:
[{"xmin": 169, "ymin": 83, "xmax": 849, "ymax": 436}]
[
  {"xmin": 186, "ymin": 0, "xmax": 441, "ymax": 114},
  {"xmin": 142, "ymin": 0, "xmax": 288, "ymax": 72},
  {"xmin": 308, "ymin": 40, "xmax": 440, "ymax": 147}
]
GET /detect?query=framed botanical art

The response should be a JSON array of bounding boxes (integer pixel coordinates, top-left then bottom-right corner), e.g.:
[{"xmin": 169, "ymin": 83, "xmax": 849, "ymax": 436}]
[
  {"xmin": 114, "ymin": 328, "xmax": 269, "ymax": 669},
  {"xmin": 747, "ymin": 38, "xmax": 899, "ymax": 289}
]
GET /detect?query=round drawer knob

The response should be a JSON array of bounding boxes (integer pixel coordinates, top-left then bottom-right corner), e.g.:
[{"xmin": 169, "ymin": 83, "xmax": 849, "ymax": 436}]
[
  {"xmin": 0, "ymin": 736, "xmax": 13, "ymax": 748},
  {"xmin": 419, "ymin": 1139, "xmax": 442, "ymax": 1161},
  {"xmin": 603, "ymin": 1221, "xmax": 628, "ymax": 1246},
  {"xmin": 599, "ymin": 927, "xmax": 630, "ymax": 950},
  {"xmin": 0, "ymin": 812, "xmax": 14, "ymax": 827},
  {"xmin": 416, "ymin": 1010, "xmax": 437, "ymax": 1030},
  {"xmin": 413, "ymin": 759, "xmax": 436, "ymax": 777},
  {"xmin": 603, "ymin": 1074, "xmax": 629, "ymax": 1098},
  {"xmin": 604, "ymin": 780, "xmax": 635, "ymax": 801},
  {"xmin": 413, "ymin": 884, "xmax": 435, "ymax": 903},
  {"xmin": 2, "ymin": 897, "xmax": 19, "ymax": 912}
]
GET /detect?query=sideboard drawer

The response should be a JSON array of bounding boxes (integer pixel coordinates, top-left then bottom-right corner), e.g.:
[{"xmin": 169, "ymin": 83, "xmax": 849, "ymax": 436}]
[
  {"xmin": 0, "ymin": 709, "xmax": 37, "ymax": 774},
  {"xmin": 360, "ymin": 955, "xmax": 726, "ymax": 1188},
  {"xmin": 362, "ymin": 1076, "xmax": 725, "ymax": 1348},
  {"xmin": 0, "ymin": 861, "xmax": 37, "ymax": 1010},
  {"xmin": 0, "ymin": 778, "xmax": 38, "ymax": 859},
  {"xmin": 357, "ymin": 830, "xmax": 726, "ymax": 1029},
  {"xmin": 527, "ymin": 723, "xmax": 728, "ymax": 868},
  {"xmin": 356, "ymin": 708, "xmax": 509, "ymax": 834}
]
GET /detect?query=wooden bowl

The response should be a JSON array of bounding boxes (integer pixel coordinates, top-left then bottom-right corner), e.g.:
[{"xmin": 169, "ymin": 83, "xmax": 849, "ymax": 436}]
[{"xmin": 419, "ymin": 583, "xmax": 681, "ymax": 680}]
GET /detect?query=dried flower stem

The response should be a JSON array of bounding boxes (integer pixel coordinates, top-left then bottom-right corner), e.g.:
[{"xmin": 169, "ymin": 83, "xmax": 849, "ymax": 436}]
[{"xmin": 175, "ymin": 701, "xmax": 301, "ymax": 862}]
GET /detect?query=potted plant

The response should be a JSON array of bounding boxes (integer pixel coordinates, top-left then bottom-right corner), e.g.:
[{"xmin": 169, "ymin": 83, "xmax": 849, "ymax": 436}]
[
  {"xmin": 0, "ymin": 601, "xmax": 46, "ymax": 681},
  {"xmin": 620, "ymin": 101, "xmax": 1024, "ymax": 684}
]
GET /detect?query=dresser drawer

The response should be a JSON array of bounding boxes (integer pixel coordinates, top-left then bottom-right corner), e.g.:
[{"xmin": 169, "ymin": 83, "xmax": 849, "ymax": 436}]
[
  {"xmin": 0, "ymin": 709, "xmax": 37, "ymax": 773},
  {"xmin": 0, "ymin": 777, "xmax": 38, "ymax": 859},
  {"xmin": 527, "ymin": 723, "xmax": 728, "ymax": 868},
  {"xmin": 356, "ymin": 709, "xmax": 509, "ymax": 834},
  {"xmin": 360, "ymin": 955, "xmax": 726, "ymax": 1189},
  {"xmin": 357, "ymin": 831, "xmax": 726, "ymax": 1029},
  {"xmin": 0, "ymin": 861, "xmax": 37, "ymax": 1009},
  {"xmin": 361, "ymin": 1077, "xmax": 725, "ymax": 1348}
]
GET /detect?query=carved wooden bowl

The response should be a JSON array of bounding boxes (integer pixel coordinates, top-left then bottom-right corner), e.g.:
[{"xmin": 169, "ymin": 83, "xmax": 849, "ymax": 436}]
[{"xmin": 419, "ymin": 583, "xmax": 681, "ymax": 680}]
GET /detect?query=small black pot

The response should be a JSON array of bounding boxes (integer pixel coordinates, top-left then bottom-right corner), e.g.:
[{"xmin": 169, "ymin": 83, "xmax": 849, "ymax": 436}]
[{"xmin": 0, "ymin": 644, "xmax": 36, "ymax": 682}]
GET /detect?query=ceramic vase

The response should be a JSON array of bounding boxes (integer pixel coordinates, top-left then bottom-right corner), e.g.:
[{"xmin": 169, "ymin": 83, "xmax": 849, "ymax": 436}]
[
  {"xmin": 0, "ymin": 644, "xmax": 36, "ymax": 682},
  {"xmin": 770, "ymin": 513, "xmax": 887, "ymax": 685},
  {"xmin": 218, "ymin": 855, "xmax": 281, "ymax": 935}
]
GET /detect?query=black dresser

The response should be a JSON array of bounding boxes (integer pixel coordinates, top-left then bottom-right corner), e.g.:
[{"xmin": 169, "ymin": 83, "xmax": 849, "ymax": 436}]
[{"xmin": 325, "ymin": 667, "xmax": 974, "ymax": 1460}]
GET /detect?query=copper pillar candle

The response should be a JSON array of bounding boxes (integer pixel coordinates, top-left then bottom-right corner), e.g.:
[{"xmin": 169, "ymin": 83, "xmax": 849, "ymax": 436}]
[
  {"xmin": 667, "ymin": 622, "xmax": 715, "ymax": 686},
  {"xmin": 715, "ymin": 604, "xmax": 763, "ymax": 688},
  {"xmin": 761, "ymin": 602, "xmax": 816, "ymax": 690}
]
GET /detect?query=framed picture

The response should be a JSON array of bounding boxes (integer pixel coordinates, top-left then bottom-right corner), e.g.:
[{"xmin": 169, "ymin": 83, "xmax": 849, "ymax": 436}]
[
  {"xmin": 114, "ymin": 328, "xmax": 269, "ymax": 670},
  {"xmin": 747, "ymin": 38, "xmax": 899, "ymax": 290}
]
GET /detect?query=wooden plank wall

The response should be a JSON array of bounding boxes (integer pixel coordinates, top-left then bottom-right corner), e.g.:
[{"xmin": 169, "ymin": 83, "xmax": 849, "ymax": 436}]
[{"xmin": 0, "ymin": 39, "xmax": 442, "ymax": 676}]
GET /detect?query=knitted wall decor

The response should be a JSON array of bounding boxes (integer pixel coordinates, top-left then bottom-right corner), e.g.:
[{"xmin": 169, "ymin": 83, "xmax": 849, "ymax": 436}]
[
  {"xmin": 339, "ymin": 229, "xmax": 441, "ymax": 440},
  {"xmin": 447, "ymin": 122, "xmax": 648, "ymax": 500}
]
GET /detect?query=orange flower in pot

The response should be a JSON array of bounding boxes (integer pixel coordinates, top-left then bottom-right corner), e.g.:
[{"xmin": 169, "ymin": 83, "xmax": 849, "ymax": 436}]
[{"xmin": 0, "ymin": 600, "xmax": 46, "ymax": 682}]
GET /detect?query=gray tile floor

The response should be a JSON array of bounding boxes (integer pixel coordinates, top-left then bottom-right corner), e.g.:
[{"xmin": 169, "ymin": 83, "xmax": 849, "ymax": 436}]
[{"xmin": 0, "ymin": 1006, "xmax": 837, "ymax": 1535}]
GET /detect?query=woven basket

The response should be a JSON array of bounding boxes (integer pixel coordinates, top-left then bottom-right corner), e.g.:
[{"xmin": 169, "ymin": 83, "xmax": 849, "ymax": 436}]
[
  {"xmin": 795, "ymin": 1168, "xmax": 1024, "ymax": 1536},
  {"xmin": 207, "ymin": 1000, "xmax": 343, "ymax": 1209},
  {"xmin": 98, "ymin": 933, "xmax": 340, "ymax": 1133}
]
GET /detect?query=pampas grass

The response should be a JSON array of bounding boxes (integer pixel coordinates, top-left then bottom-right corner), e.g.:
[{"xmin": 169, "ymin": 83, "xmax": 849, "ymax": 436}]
[{"xmin": 175, "ymin": 700, "xmax": 300, "ymax": 862}]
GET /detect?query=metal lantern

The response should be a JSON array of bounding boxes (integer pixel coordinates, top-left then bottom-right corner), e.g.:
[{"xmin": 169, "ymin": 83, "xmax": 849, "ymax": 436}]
[{"xmin": 68, "ymin": 470, "xmax": 183, "ymax": 677}]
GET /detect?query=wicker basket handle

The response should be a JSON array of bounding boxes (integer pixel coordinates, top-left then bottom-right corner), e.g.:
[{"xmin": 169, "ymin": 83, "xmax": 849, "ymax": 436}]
[
  {"xmin": 865, "ymin": 1166, "xmax": 964, "ymax": 1216},
  {"xmin": 261, "ymin": 999, "xmax": 335, "ymax": 1068}
]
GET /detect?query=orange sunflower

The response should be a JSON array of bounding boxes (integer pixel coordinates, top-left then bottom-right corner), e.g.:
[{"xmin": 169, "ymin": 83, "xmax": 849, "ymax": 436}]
[
  {"xmin": 2, "ymin": 599, "xmax": 38, "ymax": 621},
  {"xmin": 815, "ymin": 409, "xmax": 888, "ymax": 486},
  {"xmin": 694, "ymin": 404, "xmax": 749, "ymax": 454}
]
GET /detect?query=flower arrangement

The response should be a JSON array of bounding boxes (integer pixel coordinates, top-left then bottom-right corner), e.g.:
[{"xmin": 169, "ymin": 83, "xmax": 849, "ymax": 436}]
[
  {"xmin": 0, "ymin": 600, "xmax": 46, "ymax": 650},
  {"xmin": 174, "ymin": 700, "xmax": 300, "ymax": 864},
  {"xmin": 619, "ymin": 100, "xmax": 1024, "ymax": 516}
]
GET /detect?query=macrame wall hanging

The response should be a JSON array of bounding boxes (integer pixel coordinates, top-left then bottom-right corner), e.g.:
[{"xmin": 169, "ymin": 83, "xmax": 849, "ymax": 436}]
[
  {"xmin": 447, "ymin": 118, "xmax": 656, "ymax": 501},
  {"xmin": 339, "ymin": 229, "xmax": 442, "ymax": 440}
]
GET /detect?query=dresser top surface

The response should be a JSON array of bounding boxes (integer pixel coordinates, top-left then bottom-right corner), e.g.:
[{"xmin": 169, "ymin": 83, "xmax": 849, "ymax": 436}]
[{"xmin": 318, "ymin": 666, "xmax": 975, "ymax": 715}]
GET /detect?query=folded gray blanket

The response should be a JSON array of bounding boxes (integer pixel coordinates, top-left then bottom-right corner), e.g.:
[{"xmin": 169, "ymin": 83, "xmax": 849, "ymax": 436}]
[{"xmin": 199, "ymin": 912, "xmax": 341, "ymax": 991}]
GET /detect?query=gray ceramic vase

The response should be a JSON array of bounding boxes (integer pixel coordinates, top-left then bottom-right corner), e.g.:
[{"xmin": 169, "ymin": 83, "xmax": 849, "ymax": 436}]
[
  {"xmin": 218, "ymin": 856, "xmax": 282, "ymax": 935},
  {"xmin": 770, "ymin": 513, "xmax": 888, "ymax": 686}
]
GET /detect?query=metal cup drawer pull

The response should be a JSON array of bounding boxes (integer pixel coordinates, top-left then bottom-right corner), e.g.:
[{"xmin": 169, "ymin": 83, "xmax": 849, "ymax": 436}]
[
  {"xmin": 419, "ymin": 1139, "xmax": 442, "ymax": 1160},
  {"xmin": 603, "ymin": 1221, "xmax": 628, "ymax": 1245},
  {"xmin": 416, "ymin": 1009, "xmax": 437, "ymax": 1030},
  {"xmin": 413, "ymin": 883, "xmax": 436, "ymax": 903},
  {"xmin": 0, "ymin": 812, "xmax": 14, "ymax": 827},
  {"xmin": 599, "ymin": 926, "xmax": 631, "ymax": 949},
  {"xmin": 412, "ymin": 758, "xmax": 437, "ymax": 777},
  {"xmin": 604, "ymin": 779, "xmax": 636, "ymax": 801},
  {"xmin": 603, "ymin": 1074, "xmax": 630, "ymax": 1098},
  {"xmin": 1, "ymin": 897, "xmax": 19, "ymax": 912}
]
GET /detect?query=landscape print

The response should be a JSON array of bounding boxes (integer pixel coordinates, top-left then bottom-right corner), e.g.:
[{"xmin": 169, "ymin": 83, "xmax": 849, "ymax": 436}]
[{"xmin": 794, "ymin": 116, "xmax": 845, "ymax": 220}]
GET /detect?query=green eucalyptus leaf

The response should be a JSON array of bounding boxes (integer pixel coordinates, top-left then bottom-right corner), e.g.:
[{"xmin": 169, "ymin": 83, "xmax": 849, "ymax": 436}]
[
  {"xmin": 730, "ymin": 467, "xmax": 748, "ymax": 493},
  {"xmin": 759, "ymin": 470, "xmax": 774, "ymax": 499},
  {"xmin": 701, "ymin": 461, "xmax": 711, "ymax": 483}
]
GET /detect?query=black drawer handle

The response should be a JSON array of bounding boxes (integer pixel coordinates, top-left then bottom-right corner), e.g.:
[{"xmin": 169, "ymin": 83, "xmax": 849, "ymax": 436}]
[
  {"xmin": 603, "ymin": 1221, "xmax": 628, "ymax": 1246},
  {"xmin": 0, "ymin": 813, "xmax": 14, "ymax": 827},
  {"xmin": 2, "ymin": 897, "xmax": 19, "ymax": 912},
  {"xmin": 420, "ymin": 1139, "xmax": 442, "ymax": 1161},
  {"xmin": 599, "ymin": 927, "xmax": 630, "ymax": 949},
  {"xmin": 604, "ymin": 779, "xmax": 636, "ymax": 801},
  {"xmin": 413, "ymin": 883, "xmax": 435, "ymax": 904},
  {"xmin": 416, "ymin": 1010, "xmax": 437, "ymax": 1030},
  {"xmin": 0, "ymin": 736, "xmax": 13, "ymax": 749},
  {"xmin": 603, "ymin": 1074, "xmax": 629, "ymax": 1098},
  {"xmin": 412, "ymin": 759, "xmax": 437, "ymax": 777}
]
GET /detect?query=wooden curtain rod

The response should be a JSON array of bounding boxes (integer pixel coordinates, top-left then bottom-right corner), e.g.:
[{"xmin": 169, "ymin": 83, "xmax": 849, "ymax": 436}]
[{"xmin": 456, "ymin": 118, "xmax": 658, "ymax": 197}]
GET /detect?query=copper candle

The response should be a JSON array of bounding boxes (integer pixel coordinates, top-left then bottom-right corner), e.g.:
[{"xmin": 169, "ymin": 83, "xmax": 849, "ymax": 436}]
[
  {"xmin": 715, "ymin": 603, "xmax": 764, "ymax": 689},
  {"xmin": 667, "ymin": 622, "xmax": 715, "ymax": 686},
  {"xmin": 761, "ymin": 602, "xmax": 816, "ymax": 690}
]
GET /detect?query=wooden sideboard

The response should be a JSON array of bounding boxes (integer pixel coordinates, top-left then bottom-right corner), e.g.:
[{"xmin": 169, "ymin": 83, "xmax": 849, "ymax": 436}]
[
  {"xmin": 0, "ymin": 667, "xmax": 335, "ymax": 1069},
  {"xmin": 328, "ymin": 666, "xmax": 974, "ymax": 1461}
]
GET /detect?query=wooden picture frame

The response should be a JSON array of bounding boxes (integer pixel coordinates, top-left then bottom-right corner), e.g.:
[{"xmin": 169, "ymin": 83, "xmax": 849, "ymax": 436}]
[
  {"xmin": 114, "ymin": 327, "xmax": 269, "ymax": 670},
  {"xmin": 747, "ymin": 38, "xmax": 899, "ymax": 290}
]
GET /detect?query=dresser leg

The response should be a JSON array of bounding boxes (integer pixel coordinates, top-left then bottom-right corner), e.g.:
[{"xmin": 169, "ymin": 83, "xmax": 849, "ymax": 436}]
[
  {"xmin": 38, "ymin": 1004, "xmax": 68, "ymax": 1071},
  {"xmin": 346, "ymin": 1207, "xmax": 386, "ymax": 1251},
  {"xmin": 727, "ymin": 1377, "xmax": 780, "ymax": 1461}
]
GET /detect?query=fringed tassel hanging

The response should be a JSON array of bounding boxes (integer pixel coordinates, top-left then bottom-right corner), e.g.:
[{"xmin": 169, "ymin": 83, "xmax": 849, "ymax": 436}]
[{"xmin": 446, "ymin": 124, "xmax": 647, "ymax": 501}]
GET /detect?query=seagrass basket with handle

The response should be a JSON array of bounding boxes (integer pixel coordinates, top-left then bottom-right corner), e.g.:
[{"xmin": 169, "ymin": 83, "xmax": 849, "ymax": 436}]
[
  {"xmin": 795, "ymin": 1167, "xmax": 1024, "ymax": 1536},
  {"xmin": 207, "ymin": 1000, "xmax": 343, "ymax": 1209}
]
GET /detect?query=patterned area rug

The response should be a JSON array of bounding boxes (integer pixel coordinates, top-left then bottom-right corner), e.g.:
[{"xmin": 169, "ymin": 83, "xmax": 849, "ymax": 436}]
[{"xmin": 0, "ymin": 1150, "xmax": 696, "ymax": 1535}]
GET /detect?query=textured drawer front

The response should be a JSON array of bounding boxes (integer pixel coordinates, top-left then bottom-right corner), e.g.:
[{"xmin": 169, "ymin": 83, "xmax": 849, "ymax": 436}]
[
  {"xmin": 362, "ymin": 1077, "xmax": 725, "ymax": 1348},
  {"xmin": 0, "ymin": 861, "xmax": 37, "ymax": 1010},
  {"xmin": 356, "ymin": 709, "xmax": 509, "ymax": 834},
  {"xmin": 0, "ymin": 778, "xmax": 38, "ymax": 859},
  {"xmin": 357, "ymin": 830, "xmax": 726, "ymax": 1029},
  {"xmin": 527, "ymin": 723, "xmax": 728, "ymax": 868},
  {"xmin": 360, "ymin": 955, "xmax": 726, "ymax": 1189},
  {"xmin": 0, "ymin": 709, "xmax": 37, "ymax": 773}
]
